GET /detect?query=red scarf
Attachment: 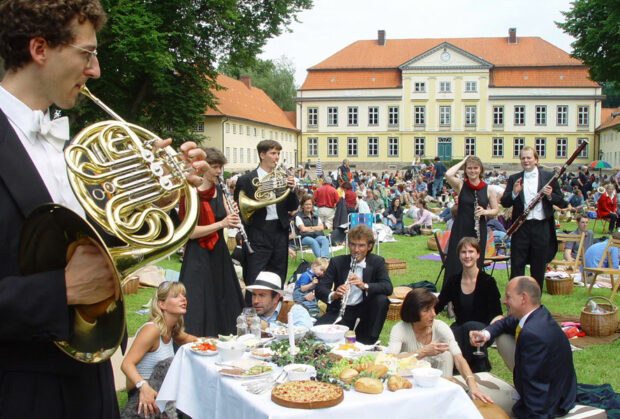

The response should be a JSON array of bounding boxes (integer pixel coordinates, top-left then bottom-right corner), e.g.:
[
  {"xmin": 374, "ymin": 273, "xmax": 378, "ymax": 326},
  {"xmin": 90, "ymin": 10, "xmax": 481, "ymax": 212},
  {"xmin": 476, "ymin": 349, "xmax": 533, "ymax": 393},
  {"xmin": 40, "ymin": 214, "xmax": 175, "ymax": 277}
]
[
  {"xmin": 464, "ymin": 178, "xmax": 487, "ymax": 191},
  {"xmin": 179, "ymin": 185, "xmax": 219, "ymax": 250}
]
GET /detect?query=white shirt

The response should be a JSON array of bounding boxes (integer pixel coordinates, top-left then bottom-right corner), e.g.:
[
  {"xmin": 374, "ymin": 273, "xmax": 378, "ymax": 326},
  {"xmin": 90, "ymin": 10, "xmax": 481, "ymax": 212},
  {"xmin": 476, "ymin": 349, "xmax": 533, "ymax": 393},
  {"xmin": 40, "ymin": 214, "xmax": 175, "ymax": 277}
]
[
  {"xmin": 256, "ymin": 166, "xmax": 278, "ymax": 220},
  {"xmin": 0, "ymin": 86, "xmax": 84, "ymax": 217},
  {"xmin": 522, "ymin": 167, "xmax": 545, "ymax": 221},
  {"xmin": 327, "ymin": 256, "xmax": 367, "ymax": 306}
]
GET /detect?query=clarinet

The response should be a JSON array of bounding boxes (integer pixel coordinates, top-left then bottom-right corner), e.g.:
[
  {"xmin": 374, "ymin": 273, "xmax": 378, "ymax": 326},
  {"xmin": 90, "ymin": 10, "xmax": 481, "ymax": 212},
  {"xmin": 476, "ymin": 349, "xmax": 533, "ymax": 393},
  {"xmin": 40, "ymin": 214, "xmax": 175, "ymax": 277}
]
[
  {"xmin": 473, "ymin": 189, "xmax": 481, "ymax": 242},
  {"xmin": 337, "ymin": 254, "xmax": 358, "ymax": 321},
  {"xmin": 218, "ymin": 176, "xmax": 255, "ymax": 254},
  {"xmin": 505, "ymin": 139, "xmax": 589, "ymax": 240}
]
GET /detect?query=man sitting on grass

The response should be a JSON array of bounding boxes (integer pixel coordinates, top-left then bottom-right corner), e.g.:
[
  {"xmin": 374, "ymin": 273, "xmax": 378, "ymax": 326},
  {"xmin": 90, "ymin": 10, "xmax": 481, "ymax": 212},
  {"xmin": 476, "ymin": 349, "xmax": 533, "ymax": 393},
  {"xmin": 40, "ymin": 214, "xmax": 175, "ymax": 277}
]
[{"xmin": 563, "ymin": 214, "xmax": 594, "ymax": 262}]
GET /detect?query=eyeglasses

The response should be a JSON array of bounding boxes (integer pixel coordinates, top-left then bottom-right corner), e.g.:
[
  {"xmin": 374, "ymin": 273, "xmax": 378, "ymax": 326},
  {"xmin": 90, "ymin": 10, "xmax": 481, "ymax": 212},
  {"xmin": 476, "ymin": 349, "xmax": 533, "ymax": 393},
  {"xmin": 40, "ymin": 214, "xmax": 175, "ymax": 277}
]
[{"xmin": 68, "ymin": 44, "xmax": 98, "ymax": 68}]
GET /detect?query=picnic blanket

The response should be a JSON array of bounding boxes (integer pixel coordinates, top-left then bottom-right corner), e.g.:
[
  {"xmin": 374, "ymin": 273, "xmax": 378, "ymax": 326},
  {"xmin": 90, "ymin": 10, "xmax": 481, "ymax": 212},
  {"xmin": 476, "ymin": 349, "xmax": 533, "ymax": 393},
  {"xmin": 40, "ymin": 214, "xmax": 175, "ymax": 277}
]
[
  {"xmin": 552, "ymin": 313, "xmax": 620, "ymax": 349},
  {"xmin": 576, "ymin": 383, "xmax": 620, "ymax": 419}
]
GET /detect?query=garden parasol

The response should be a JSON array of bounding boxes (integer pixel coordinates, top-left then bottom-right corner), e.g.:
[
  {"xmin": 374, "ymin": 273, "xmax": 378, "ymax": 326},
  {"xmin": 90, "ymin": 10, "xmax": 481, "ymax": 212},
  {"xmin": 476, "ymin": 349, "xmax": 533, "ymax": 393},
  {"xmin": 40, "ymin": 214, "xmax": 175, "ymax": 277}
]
[{"xmin": 588, "ymin": 160, "xmax": 612, "ymax": 175}]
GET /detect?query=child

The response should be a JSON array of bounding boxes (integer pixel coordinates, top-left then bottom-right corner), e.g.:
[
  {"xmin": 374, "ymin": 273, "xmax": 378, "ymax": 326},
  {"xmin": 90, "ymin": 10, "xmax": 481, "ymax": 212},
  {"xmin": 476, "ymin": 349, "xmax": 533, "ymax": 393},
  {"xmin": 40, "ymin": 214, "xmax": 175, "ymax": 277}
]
[{"xmin": 293, "ymin": 258, "xmax": 329, "ymax": 317}]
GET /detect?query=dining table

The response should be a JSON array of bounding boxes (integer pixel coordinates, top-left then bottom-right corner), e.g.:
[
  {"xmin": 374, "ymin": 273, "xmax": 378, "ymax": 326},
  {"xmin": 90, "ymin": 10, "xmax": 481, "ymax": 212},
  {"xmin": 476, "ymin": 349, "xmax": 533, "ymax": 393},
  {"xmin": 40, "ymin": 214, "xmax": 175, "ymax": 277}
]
[{"xmin": 156, "ymin": 343, "xmax": 483, "ymax": 419}]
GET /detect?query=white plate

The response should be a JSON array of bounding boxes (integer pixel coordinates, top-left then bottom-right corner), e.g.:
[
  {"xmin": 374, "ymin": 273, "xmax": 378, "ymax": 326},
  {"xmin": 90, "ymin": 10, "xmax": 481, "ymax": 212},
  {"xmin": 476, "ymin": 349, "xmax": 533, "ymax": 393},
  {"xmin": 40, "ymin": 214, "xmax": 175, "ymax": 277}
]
[
  {"xmin": 218, "ymin": 369, "xmax": 274, "ymax": 379},
  {"xmin": 389, "ymin": 297, "xmax": 403, "ymax": 304},
  {"xmin": 217, "ymin": 360, "xmax": 274, "ymax": 379},
  {"xmin": 249, "ymin": 348, "xmax": 273, "ymax": 361},
  {"xmin": 188, "ymin": 339, "xmax": 219, "ymax": 356}
]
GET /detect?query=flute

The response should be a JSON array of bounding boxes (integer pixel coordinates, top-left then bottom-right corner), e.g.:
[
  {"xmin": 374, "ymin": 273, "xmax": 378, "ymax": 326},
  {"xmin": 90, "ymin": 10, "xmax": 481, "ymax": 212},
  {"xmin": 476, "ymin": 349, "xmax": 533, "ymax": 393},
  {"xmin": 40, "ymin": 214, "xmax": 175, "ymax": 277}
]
[
  {"xmin": 218, "ymin": 176, "xmax": 255, "ymax": 254},
  {"xmin": 473, "ymin": 190, "xmax": 481, "ymax": 242}
]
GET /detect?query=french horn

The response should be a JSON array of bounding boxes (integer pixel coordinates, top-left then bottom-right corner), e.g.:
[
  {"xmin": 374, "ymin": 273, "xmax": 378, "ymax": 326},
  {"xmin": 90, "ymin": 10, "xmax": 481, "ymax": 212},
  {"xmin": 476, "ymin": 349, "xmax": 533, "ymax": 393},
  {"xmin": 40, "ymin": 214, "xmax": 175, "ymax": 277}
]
[
  {"xmin": 238, "ymin": 164, "xmax": 290, "ymax": 224},
  {"xmin": 18, "ymin": 86, "xmax": 199, "ymax": 363}
]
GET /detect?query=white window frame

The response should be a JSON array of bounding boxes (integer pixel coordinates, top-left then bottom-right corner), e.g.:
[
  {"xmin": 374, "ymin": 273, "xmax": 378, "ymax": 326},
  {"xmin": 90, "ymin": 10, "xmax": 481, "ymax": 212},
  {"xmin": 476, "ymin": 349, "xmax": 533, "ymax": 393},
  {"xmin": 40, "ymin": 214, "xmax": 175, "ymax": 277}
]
[
  {"xmin": 194, "ymin": 122, "xmax": 204, "ymax": 132},
  {"xmin": 556, "ymin": 138, "xmax": 568, "ymax": 158},
  {"xmin": 439, "ymin": 81, "xmax": 451, "ymax": 93},
  {"xmin": 577, "ymin": 106, "xmax": 589, "ymax": 126},
  {"xmin": 414, "ymin": 106, "xmax": 425, "ymax": 126},
  {"xmin": 247, "ymin": 148, "xmax": 251, "ymax": 163},
  {"xmin": 307, "ymin": 107, "xmax": 318, "ymax": 127},
  {"xmin": 514, "ymin": 105, "xmax": 525, "ymax": 125},
  {"xmin": 535, "ymin": 137, "xmax": 546, "ymax": 158},
  {"xmin": 414, "ymin": 82, "xmax": 426, "ymax": 92},
  {"xmin": 577, "ymin": 138, "xmax": 588, "ymax": 158},
  {"xmin": 414, "ymin": 137, "xmax": 425, "ymax": 157},
  {"xmin": 367, "ymin": 137, "xmax": 378, "ymax": 157},
  {"xmin": 465, "ymin": 105, "xmax": 476, "ymax": 127},
  {"xmin": 347, "ymin": 137, "xmax": 358, "ymax": 157},
  {"xmin": 388, "ymin": 137, "xmax": 399, "ymax": 157},
  {"xmin": 307, "ymin": 137, "xmax": 318, "ymax": 157},
  {"xmin": 233, "ymin": 148, "xmax": 237, "ymax": 163},
  {"xmin": 535, "ymin": 105, "xmax": 547, "ymax": 126},
  {"xmin": 439, "ymin": 106, "xmax": 451, "ymax": 126},
  {"xmin": 246, "ymin": 126, "xmax": 251, "ymax": 135},
  {"xmin": 368, "ymin": 106, "xmax": 379, "ymax": 126},
  {"xmin": 464, "ymin": 137, "xmax": 476, "ymax": 156},
  {"xmin": 493, "ymin": 106, "xmax": 504, "ymax": 126},
  {"xmin": 492, "ymin": 137, "xmax": 504, "ymax": 158},
  {"xmin": 513, "ymin": 137, "xmax": 525, "ymax": 158},
  {"xmin": 464, "ymin": 81, "xmax": 477, "ymax": 92},
  {"xmin": 232, "ymin": 124, "xmax": 236, "ymax": 134},
  {"xmin": 327, "ymin": 137, "xmax": 338, "ymax": 157},
  {"xmin": 225, "ymin": 147, "xmax": 230, "ymax": 160},
  {"xmin": 556, "ymin": 105, "xmax": 568, "ymax": 126},
  {"xmin": 348, "ymin": 107, "xmax": 358, "ymax": 126},
  {"xmin": 388, "ymin": 106, "xmax": 399, "ymax": 126},
  {"xmin": 225, "ymin": 123, "xmax": 230, "ymax": 133},
  {"xmin": 327, "ymin": 107, "xmax": 338, "ymax": 126}
]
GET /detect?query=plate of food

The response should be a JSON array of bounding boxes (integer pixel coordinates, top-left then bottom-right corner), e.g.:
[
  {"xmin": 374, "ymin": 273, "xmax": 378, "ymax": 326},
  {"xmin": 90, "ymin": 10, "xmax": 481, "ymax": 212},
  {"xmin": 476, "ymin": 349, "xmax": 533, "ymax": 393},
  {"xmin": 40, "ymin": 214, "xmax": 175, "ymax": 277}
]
[
  {"xmin": 189, "ymin": 338, "xmax": 218, "ymax": 356},
  {"xmin": 268, "ymin": 325, "xmax": 307, "ymax": 341},
  {"xmin": 217, "ymin": 359, "xmax": 274, "ymax": 379},
  {"xmin": 249, "ymin": 348, "xmax": 273, "ymax": 361}
]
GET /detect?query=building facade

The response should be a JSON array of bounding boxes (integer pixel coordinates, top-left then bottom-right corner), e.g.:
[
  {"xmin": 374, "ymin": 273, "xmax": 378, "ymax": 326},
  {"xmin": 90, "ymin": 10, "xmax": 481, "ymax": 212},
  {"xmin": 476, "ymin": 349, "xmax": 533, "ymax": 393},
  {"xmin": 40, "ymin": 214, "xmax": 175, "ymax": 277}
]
[
  {"xmin": 597, "ymin": 107, "xmax": 620, "ymax": 168},
  {"xmin": 296, "ymin": 29, "xmax": 603, "ymax": 172},
  {"xmin": 197, "ymin": 74, "xmax": 298, "ymax": 172}
]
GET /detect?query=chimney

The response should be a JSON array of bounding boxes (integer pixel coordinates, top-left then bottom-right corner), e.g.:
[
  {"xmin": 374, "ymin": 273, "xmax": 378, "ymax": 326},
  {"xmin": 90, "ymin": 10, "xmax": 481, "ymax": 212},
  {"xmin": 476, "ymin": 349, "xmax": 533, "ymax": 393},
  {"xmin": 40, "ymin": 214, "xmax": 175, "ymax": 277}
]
[
  {"xmin": 508, "ymin": 27, "xmax": 517, "ymax": 44},
  {"xmin": 240, "ymin": 75, "xmax": 252, "ymax": 89},
  {"xmin": 377, "ymin": 30, "xmax": 386, "ymax": 46}
]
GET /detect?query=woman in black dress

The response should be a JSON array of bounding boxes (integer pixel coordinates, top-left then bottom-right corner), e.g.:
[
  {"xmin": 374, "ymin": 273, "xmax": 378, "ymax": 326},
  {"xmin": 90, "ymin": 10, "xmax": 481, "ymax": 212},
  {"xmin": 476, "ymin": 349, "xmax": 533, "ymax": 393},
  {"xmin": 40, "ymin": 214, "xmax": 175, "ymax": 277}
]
[
  {"xmin": 178, "ymin": 148, "xmax": 244, "ymax": 337},
  {"xmin": 444, "ymin": 155, "xmax": 499, "ymax": 281}
]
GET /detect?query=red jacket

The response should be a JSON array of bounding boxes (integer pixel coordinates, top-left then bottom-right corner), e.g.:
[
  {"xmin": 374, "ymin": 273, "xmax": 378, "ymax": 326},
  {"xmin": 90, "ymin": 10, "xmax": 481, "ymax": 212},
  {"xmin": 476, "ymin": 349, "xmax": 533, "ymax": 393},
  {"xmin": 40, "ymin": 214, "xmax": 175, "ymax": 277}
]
[
  {"xmin": 597, "ymin": 192, "xmax": 617, "ymax": 218},
  {"xmin": 314, "ymin": 184, "xmax": 339, "ymax": 208}
]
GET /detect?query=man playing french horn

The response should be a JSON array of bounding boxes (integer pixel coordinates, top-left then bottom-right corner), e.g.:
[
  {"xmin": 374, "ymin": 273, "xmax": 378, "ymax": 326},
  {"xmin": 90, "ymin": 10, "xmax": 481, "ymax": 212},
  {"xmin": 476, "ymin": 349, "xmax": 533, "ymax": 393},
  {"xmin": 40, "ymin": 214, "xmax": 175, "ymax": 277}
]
[
  {"xmin": 0, "ymin": 1, "xmax": 207, "ymax": 417},
  {"xmin": 315, "ymin": 225, "xmax": 393, "ymax": 345}
]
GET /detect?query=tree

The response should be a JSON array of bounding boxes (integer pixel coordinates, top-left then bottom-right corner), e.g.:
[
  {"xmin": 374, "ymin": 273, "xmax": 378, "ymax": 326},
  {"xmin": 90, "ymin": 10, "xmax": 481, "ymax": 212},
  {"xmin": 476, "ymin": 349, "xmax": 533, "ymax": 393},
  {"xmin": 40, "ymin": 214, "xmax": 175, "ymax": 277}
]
[
  {"xmin": 68, "ymin": 0, "xmax": 312, "ymax": 145},
  {"xmin": 556, "ymin": 0, "xmax": 620, "ymax": 84},
  {"xmin": 219, "ymin": 56, "xmax": 297, "ymax": 111}
]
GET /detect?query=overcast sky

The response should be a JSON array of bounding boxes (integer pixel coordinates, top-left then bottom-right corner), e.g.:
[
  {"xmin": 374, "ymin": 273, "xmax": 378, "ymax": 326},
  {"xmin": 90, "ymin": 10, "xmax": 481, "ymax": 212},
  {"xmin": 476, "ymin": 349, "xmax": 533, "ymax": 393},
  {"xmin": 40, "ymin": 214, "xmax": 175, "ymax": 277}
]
[{"xmin": 259, "ymin": 0, "xmax": 576, "ymax": 87}]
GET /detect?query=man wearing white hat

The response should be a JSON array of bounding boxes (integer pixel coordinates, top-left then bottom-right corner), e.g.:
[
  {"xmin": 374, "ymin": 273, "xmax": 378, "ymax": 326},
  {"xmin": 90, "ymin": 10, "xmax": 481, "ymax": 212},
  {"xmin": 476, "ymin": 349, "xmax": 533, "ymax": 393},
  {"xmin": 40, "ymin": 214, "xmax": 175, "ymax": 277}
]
[{"xmin": 246, "ymin": 272, "xmax": 313, "ymax": 330}]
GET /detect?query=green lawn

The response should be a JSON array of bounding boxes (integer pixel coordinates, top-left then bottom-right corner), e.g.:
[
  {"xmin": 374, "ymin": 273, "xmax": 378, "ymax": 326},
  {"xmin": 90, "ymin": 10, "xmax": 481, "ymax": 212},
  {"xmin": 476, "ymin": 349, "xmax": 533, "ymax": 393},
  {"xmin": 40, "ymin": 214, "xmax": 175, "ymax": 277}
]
[{"xmin": 119, "ymin": 218, "xmax": 619, "ymax": 408}]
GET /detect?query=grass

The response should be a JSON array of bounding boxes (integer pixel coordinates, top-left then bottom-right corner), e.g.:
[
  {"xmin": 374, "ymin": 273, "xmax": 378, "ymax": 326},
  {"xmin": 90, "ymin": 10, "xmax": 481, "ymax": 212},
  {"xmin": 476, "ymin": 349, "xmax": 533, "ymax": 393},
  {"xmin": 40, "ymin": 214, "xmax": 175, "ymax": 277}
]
[{"xmin": 118, "ymin": 217, "xmax": 619, "ymax": 408}]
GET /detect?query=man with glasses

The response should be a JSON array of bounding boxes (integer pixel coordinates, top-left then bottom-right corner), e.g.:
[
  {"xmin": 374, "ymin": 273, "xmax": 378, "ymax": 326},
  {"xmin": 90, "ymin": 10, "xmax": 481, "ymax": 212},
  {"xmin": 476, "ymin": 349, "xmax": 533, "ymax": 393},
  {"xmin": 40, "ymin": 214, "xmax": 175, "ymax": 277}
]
[
  {"xmin": 0, "ymin": 1, "xmax": 205, "ymax": 417},
  {"xmin": 315, "ymin": 225, "xmax": 393, "ymax": 344}
]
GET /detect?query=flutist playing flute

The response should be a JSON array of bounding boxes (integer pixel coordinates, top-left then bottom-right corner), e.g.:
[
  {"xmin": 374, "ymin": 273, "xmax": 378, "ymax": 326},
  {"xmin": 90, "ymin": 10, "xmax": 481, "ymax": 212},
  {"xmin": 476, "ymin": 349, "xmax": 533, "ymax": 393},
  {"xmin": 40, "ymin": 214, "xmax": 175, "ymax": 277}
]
[{"xmin": 315, "ymin": 225, "xmax": 393, "ymax": 344}]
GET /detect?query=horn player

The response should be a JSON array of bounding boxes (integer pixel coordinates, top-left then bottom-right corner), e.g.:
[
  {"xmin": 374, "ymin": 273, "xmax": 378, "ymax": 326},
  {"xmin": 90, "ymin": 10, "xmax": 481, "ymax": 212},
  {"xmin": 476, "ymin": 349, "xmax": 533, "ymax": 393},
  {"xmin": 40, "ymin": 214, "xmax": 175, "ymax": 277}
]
[
  {"xmin": 0, "ymin": 1, "xmax": 206, "ymax": 417},
  {"xmin": 234, "ymin": 139, "xmax": 299, "ymax": 305}
]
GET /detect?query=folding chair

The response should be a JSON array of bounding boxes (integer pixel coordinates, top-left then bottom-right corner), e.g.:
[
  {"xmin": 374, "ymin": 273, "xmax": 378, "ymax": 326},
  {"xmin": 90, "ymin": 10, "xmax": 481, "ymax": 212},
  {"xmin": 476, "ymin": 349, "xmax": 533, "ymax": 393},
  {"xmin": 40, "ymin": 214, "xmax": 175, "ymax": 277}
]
[
  {"xmin": 549, "ymin": 232, "xmax": 585, "ymax": 273},
  {"xmin": 583, "ymin": 237, "xmax": 620, "ymax": 302},
  {"xmin": 433, "ymin": 230, "xmax": 451, "ymax": 285},
  {"xmin": 483, "ymin": 230, "xmax": 511, "ymax": 281},
  {"xmin": 289, "ymin": 221, "xmax": 305, "ymax": 261},
  {"xmin": 345, "ymin": 213, "xmax": 380, "ymax": 255}
]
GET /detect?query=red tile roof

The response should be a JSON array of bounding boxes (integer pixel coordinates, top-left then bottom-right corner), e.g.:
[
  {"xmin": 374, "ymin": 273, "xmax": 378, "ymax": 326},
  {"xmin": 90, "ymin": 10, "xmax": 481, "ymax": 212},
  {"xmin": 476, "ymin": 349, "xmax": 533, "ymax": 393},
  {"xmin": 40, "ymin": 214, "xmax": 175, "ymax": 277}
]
[
  {"xmin": 598, "ymin": 107, "xmax": 620, "ymax": 131},
  {"xmin": 284, "ymin": 111, "xmax": 297, "ymax": 126},
  {"xmin": 301, "ymin": 36, "xmax": 596, "ymax": 90},
  {"xmin": 204, "ymin": 74, "xmax": 297, "ymax": 131}
]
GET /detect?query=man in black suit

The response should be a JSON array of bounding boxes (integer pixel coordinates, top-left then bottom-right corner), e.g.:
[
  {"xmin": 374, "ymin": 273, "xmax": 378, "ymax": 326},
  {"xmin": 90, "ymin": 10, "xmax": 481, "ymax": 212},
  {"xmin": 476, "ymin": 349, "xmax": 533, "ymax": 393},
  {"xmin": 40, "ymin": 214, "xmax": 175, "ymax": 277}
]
[
  {"xmin": 234, "ymin": 139, "xmax": 298, "ymax": 303},
  {"xmin": 470, "ymin": 277, "xmax": 576, "ymax": 418},
  {"xmin": 500, "ymin": 147, "xmax": 566, "ymax": 288},
  {"xmin": 0, "ymin": 2, "xmax": 206, "ymax": 417},
  {"xmin": 316, "ymin": 225, "xmax": 393, "ymax": 344}
]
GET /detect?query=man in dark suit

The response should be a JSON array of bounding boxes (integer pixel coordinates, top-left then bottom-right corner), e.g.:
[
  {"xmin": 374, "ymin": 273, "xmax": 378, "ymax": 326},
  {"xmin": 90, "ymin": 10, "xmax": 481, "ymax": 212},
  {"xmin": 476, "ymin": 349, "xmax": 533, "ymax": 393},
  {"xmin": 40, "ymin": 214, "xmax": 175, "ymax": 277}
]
[
  {"xmin": 0, "ymin": 2, "xmax": 206, "ymax": 417},
  {"xmin": 470, "ymin": 277, "xmax": 576, "ymax": 418},
  {"xmin": 316, "ymin": 225, "xmax": 393, "ymax": 344},
  {"xmin": 500, "ymin": 146, "xmax": 566, "ymax": 288},
  {"xmin": 234, "ymin": 139, "xmax": 299, "ymax": 304}
]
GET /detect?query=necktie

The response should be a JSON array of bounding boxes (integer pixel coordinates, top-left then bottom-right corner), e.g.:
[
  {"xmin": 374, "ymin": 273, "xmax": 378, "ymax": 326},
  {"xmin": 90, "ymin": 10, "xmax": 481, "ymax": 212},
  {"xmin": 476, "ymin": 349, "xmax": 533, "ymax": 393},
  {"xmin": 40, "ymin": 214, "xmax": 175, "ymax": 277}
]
[
  {"xmin": 515, "ymin": 324, "xmax": 522, "ymax": 341},
  {"xmin": 31, "ymin": 110, "xmax": 70, "ymax": 152}
]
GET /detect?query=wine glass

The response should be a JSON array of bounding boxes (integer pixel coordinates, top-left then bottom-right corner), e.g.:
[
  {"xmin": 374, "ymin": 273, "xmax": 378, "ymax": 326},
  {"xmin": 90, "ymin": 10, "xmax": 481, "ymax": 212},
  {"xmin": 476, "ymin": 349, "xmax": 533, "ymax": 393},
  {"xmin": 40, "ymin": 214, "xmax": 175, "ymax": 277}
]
[{"xmin": 472, "ymin": 335, "xmax": 485, "ymax": 357}]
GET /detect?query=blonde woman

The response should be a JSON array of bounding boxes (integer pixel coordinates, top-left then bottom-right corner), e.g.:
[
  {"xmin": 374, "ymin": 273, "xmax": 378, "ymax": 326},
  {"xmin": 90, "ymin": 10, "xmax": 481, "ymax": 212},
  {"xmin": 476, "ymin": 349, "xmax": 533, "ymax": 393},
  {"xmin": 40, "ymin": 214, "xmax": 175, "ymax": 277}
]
[{"xmin": 121, "ymin": 282, "xmax": 197, "ymax": 418}]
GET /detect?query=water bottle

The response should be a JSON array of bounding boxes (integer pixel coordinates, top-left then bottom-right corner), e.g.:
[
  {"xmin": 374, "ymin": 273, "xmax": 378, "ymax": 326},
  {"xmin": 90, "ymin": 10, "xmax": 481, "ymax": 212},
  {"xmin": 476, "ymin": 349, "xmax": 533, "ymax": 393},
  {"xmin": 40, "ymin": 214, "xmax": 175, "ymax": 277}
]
[
  {"xmin": 250, "ymin": 315, "xmax": 262, "ymax": 338},
  {"xmin": 236, "ymin": 313, "xmax": 247, "ymax": 336}
]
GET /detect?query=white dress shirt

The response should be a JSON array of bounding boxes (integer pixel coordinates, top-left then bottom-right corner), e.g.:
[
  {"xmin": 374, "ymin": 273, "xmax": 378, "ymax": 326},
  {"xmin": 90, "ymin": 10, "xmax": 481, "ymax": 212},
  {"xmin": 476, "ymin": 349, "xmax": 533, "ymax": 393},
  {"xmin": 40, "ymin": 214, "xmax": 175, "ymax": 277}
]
[
  {"xmin": 522, "ymin": 167, "xmax": 545, "ymax": 220},
  {"xmin": 256, "ymin": 166, "xmax": 278, "ymax": 220},
  {"xmin": 0, "ymin": 85, "xmax": 84, "ymax": 217}
]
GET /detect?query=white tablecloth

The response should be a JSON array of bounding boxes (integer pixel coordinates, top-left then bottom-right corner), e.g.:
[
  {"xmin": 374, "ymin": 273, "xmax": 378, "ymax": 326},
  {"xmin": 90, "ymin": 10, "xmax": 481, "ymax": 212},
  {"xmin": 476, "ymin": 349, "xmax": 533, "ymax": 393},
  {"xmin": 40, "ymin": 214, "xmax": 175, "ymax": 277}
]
[{"xmin": 157, "ymin": 344, "xmax": 482, "ymax": 419}]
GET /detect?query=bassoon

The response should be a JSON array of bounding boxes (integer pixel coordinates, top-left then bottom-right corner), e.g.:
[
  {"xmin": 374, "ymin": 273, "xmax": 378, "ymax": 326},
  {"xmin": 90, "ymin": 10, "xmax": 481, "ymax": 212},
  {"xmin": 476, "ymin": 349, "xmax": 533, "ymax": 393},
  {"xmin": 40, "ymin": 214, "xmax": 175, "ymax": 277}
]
[{"xmin": 505, "ymin": 139, "xmax": 589, "ymax": 239}]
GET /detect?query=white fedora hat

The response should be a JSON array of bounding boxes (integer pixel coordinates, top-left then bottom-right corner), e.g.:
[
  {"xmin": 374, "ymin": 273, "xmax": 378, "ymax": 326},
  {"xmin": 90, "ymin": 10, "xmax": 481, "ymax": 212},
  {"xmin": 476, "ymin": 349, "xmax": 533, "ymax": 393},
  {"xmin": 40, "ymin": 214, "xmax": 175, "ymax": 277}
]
[{"xmin": 245, "ymin": 271, "xmax": 284, "ymax": 294}]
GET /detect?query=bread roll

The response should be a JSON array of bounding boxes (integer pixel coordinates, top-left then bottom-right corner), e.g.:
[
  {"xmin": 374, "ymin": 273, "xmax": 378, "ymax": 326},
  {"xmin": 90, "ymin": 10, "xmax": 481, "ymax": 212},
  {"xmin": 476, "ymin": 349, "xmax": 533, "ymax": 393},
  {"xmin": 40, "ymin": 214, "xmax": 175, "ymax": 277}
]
[
  {"xmin": 354, "ymin": 377, "xmax": 383, "ymax": 394},
  {"xmin": 354, "ymin": 361, "xmax": 374, "ymax": 372},
  {"xmin": 339, "ymin": 368, "xmax": 359, "ymax": 384},
  {"xmin": 364, "ymin": 364, "xmax": 388, "ymax": 378},
  {"xmin": 387, "ymin": 375, "xmax": 412, "ymax": 392}
]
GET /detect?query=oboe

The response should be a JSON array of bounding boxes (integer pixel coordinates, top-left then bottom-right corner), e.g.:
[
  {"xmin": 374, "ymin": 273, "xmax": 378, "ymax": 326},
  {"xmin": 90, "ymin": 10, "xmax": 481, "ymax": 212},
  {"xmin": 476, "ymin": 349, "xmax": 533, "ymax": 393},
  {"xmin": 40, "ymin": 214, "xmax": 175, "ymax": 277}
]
[
  {"xmin": 473, "ymin": 189, "xmax": 481, "ymax": 242},
  {"xmin": 333, "ymin": 254, "xmax": 358, "ymax": 324},
  {"xmin": 218, "ymin": 176, "xmax": 254, "ymax": 254}
]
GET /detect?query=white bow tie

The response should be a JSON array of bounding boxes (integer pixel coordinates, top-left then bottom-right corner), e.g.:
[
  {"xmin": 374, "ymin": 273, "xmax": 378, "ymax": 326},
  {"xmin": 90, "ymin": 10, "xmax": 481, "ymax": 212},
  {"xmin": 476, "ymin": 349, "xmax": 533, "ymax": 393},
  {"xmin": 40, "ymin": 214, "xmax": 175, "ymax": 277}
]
[
  {"xmin": 524, "ymin": 171, "xmax": 537, "ymax": 179},
  {"xmin": 31, "ymin": 110, "xmax": 70, "ymax": 152}
]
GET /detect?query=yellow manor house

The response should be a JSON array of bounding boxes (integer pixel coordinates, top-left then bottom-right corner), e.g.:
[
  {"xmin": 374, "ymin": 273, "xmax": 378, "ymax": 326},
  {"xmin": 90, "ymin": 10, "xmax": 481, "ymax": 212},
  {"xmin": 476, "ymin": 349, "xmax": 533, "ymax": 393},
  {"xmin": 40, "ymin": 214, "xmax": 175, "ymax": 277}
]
[{"xmin": 295, "ymin": 29, "xmax": 603, "ymax": 171}]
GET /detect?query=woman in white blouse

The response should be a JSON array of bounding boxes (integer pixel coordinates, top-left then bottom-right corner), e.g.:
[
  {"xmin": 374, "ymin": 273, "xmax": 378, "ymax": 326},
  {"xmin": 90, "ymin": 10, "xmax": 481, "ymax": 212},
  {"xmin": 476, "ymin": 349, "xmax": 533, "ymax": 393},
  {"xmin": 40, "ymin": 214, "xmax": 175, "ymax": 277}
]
[
  {"xmin": 121, "ymin": 282, "xmax": 197, "ymax": 417},
  {"xmin": 387, "ymin": 288, "xmax": 492, "ymax": 403}
]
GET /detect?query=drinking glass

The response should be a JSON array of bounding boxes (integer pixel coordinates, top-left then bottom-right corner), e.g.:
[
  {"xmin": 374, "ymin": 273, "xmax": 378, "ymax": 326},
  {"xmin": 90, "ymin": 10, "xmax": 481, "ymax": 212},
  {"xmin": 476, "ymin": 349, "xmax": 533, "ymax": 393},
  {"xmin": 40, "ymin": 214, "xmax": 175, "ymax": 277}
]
[{"xmin": 472, "ymin": 336, "xmax": 485, "ymax": 357}]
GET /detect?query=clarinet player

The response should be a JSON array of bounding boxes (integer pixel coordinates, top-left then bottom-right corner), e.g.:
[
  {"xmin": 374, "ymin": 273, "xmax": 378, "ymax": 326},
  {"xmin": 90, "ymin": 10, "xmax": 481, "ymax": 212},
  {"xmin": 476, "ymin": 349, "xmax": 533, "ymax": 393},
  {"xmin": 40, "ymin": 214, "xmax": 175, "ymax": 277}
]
[
  {"xmin": 500, "ymin": 147, "xmax": 566, "ymax": 289},
  {"xmin": 315, "ymin": 225, "xmax": 393, "ymax": 344}
]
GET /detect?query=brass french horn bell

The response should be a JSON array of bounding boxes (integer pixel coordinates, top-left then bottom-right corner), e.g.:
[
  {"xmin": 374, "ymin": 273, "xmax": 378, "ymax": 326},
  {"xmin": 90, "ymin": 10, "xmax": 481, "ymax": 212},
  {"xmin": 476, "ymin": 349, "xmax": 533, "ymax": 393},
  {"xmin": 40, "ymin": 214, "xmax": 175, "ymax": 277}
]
[
  {"xmin": 238, "ymin": 164, "xmax": 290, "ymax": 224},
  {"xmin": 18, "ymin": 86, "xmax": 199, "ymax": 363}
]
